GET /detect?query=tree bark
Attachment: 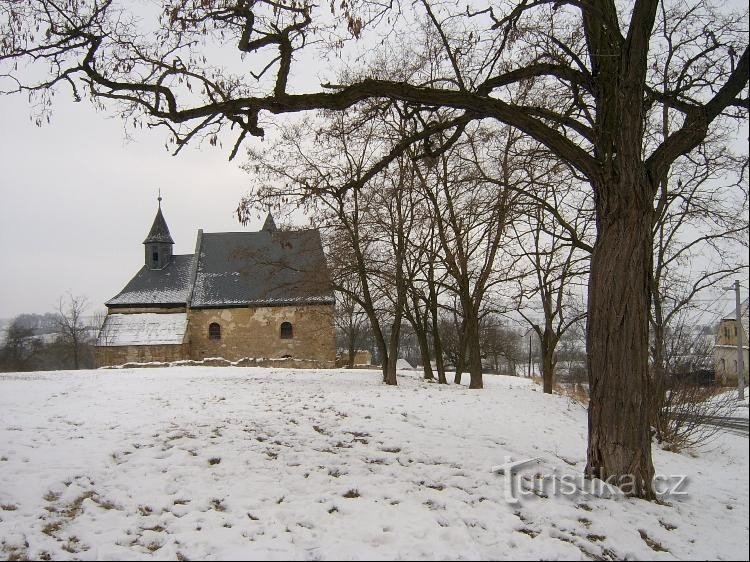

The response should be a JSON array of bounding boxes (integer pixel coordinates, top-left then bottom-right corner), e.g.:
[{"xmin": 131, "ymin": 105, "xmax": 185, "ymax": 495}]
[
  {"xmin": 585, "ymin": 178, "xmax": 656, "ymax": 499},
  {"xmin": 541, "ymin": 328, "xmax": 557, "ymax": 394},
  {"xmin": 464, "ymin": 311, "xmax": 484, "ymax": 389},
  {"xmin": 454, "ymin": 352, "xmax": 464, "ymax": 385}
]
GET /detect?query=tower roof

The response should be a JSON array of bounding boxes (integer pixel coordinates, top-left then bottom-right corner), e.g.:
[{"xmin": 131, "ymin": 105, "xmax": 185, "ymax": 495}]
[
  {"xmin": 262, "ymin": 212, "xmax": 277, "ymax": 232},
  {"xmin": 143, "ymin": 198, "xmax": 175, "ymax": 245}
]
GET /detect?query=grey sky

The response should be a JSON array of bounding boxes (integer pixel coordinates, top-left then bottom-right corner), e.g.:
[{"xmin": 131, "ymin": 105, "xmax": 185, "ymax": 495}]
[
  {"xmin": 0, "ymin": 92, "xmax": 258, "ymax": 318},
  {"xmin": 0, "ymin": 2, "xmax": 746, "ymax": 322}
]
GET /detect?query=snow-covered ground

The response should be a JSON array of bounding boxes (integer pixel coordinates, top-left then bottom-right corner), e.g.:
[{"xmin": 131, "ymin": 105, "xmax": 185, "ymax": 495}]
[{"xmin": 0, "ymin": 368, "xmax": 747, "ymax": 561}]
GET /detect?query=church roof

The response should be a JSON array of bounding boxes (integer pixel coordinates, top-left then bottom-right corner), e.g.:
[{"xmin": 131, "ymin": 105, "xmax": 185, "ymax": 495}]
[
  {"xmin": 97, "ymin": 313, "xmax": 187, "ymax": 346},
  {"xmin": 106, "ymin": 223, "xmax": 334, "ymax": 309},
  {"xmin": 106, "ymin": 254, "xmax": 195, "ymax": 307},
  {"xmin": 190, "ymin": 229, "xmax": 334, "ymax": 308},
  {"xmin": 143, "ymin": 205, "xmax": 175, "ymax": 245}
]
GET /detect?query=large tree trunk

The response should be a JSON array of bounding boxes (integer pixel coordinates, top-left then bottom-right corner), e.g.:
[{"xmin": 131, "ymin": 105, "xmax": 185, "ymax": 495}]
[
  {"xmin": 347, "ymin": 328, "xmax": 356, "ymax": 369},
  {"xmin": 384, "ymin": 355, "xmax": 398, "ymax": 386},
  {"xmin": 454, "ymin": 350, "xmax": 464, "ymax": 385},
  {"xmin": 541, "ymin": 349, "xmax": 554, "ymax": 394},
  {"xmin": 384, "ymin": 339, "xmax": 398, "ymax": 385},
  {"xmin": 585, "ymin": 179, "xmax": 655, "ymax": 499},
  {"xmin": 541, "ymin": 328, "xmax": 557, "ymax": 394},
  {"xmin": 464, "ymin": 312, "xmax": 484, "ymax": 389}
]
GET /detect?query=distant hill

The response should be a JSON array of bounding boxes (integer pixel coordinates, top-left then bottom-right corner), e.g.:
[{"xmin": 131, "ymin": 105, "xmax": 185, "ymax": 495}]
[{"xmin": 0, "ymin": 314, "xmax": 103, "ymax": 346}]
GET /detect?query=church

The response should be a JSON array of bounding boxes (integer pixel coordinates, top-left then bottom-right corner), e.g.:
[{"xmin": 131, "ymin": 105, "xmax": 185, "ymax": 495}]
[{"xmin": 95, "ymin": 198, "xmax": 336, "ymax": 367}]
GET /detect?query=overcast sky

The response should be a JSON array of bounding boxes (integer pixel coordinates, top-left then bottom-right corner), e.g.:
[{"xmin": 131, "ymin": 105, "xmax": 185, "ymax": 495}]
[
  {"xmin": 0, "ymin": 3, "xmax": 746, "ymax": 322},
  {"xmin": 0, "ymin": 92, "xmax": 266, "ymax": 319}
]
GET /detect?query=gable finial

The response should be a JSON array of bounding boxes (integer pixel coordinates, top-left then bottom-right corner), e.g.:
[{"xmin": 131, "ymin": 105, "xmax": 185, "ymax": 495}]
[{"xmin": 158, "ymin": 188, "xmax": 162, "ymax": 208}]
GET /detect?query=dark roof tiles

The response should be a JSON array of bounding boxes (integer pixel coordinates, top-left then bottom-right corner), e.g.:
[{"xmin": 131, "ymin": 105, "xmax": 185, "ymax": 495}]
[
  {"xmin": 143, "ymin": 206, "xmax": 175, "ymax": 245},
  {"xmin": 107, "ymin": 225, "xmax": 334, "ymax": 308},
  {"xmin": 191, "ymin": 229, "xmax": 334, "ymax": 308},
  {"xmin": 106, "ymin": 255, "xmax": 194, "ymax": 306}
]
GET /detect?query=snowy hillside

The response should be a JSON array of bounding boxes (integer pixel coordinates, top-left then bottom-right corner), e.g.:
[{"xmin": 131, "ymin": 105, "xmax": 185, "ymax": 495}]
[{"xmin": 0, "ymin": 368, "xmax": 747, "ymax": 560}]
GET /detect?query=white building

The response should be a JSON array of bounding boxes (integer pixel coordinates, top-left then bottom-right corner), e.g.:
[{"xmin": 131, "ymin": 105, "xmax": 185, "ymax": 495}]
[{"xmin": 714, "ymin": 298, "xmax": 749, "ymax": 385}]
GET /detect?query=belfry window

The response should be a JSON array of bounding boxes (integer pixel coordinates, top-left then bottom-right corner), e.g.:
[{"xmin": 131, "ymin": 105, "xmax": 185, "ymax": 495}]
[
  {"xmin": 209, "ymin": 322, "xmax": 221, "ymax": 340},
  {"xmin": 280, "ymin": 322, "xmax": 293, "ymax": 339}
]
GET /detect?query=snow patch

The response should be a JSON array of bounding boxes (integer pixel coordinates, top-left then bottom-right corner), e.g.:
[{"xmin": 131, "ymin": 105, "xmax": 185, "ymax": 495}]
[{"xmin": 96, "ymin": 313, "xmax": 187, "ymax": 346}]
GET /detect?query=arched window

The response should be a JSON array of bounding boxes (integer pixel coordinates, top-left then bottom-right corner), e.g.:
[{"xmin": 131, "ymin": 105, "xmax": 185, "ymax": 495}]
[
  {"xmin": 208, "ymin": 322, "xmax": 221, "ymax": 340},
  {"xmin": 280, "ymin": 322, "xmax": 293, "ymax": 339}
]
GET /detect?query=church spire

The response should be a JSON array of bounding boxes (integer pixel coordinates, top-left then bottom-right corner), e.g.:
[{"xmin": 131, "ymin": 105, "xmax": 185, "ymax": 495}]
[
  {"xmin": 143, "ymin": 193, "xmax": 174, "ymax": 269},
  {"xmin": 144, "ymin": 194, "xmax": 174, "ymax": 245},
  {"xmin": 262, "ymin": 210, "xmax": 277, "ymax": 232}
]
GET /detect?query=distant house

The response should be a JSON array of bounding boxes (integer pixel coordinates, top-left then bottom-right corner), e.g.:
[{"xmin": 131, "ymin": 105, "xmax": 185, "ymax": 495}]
[
  {"xmin": 714, "ymin": 298, "xmax": 749, "ymax": 385},
  {"xmin": 95, "ymin": 198, "xmax": 335, "ymax": 367}
]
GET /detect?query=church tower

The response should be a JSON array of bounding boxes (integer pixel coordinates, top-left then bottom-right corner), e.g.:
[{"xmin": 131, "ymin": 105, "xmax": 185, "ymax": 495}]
[{"xmin": 143, "ymin": 194, "xmax": 174, "ymax": 269}]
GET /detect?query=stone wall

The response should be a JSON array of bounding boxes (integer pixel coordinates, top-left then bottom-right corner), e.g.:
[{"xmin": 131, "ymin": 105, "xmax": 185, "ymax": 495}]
[
  {"xmin": 186, "ymin": 304, "xmax": 335, "ymax": 363},
  {"xmin": 96, "ymin": 343, "xmax": 188, "ymax": 367},
  {"xmin": 336, "ymin": 349, "xmax": 372, "ymax": 367}
]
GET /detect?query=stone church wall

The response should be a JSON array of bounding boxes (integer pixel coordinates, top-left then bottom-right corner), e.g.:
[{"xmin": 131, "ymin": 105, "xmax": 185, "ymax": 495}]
[
  {"xmin": 187, "ymin": 304, "xmax": 335, "ymax": 365},
  {"xmin": 96, "ymin": 343, "xmax": 188, "ymax": 367}
]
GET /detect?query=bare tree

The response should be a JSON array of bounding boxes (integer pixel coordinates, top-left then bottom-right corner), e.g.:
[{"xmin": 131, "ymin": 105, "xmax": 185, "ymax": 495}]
[
  {"xmin": 3, "ymin": 0, "xmax": 747, "ymax": 498},
  {"xmin": 244, "ymin": 110, "xmax": 413, "ymax": 385},
  {"xmin": 56, "ymin": 293, "xmax": 90, "ymax": 370},
  {"xmin": 335, "ymin": 288, "xmax": 368, "ymax": 368},
  {"xmin": 480, "ymin": 314, "xmax": 523, "ymax": 376},
  {"xmin": 655, "ymin": 311, "xmax": 736, "ymax": 451},
  {"xmin": 512, "ymin": 165, "xmax": 593, "ymax": 394},
  {"xmin": 648, "ymin": 83, "xmax": 749, "ymax": 427},
  {"xmin": 413, "ymin": 124, "xmax": 524, "ymax": 388}
]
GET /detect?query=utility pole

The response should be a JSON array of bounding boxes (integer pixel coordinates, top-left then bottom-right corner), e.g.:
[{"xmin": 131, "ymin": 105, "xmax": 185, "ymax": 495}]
[{"xmin": 732, "ymin": 280, "xmax": 746, "ymax": 401}]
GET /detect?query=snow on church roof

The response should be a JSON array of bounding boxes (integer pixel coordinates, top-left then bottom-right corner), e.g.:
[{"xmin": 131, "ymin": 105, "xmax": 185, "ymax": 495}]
[
  {"xmin": 106, "ymin": 255, "xmax": 195, "ymax": 307},
  {"xmin": 97, "ymin": 313, "xmax": 187, "ymax": 346}
]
